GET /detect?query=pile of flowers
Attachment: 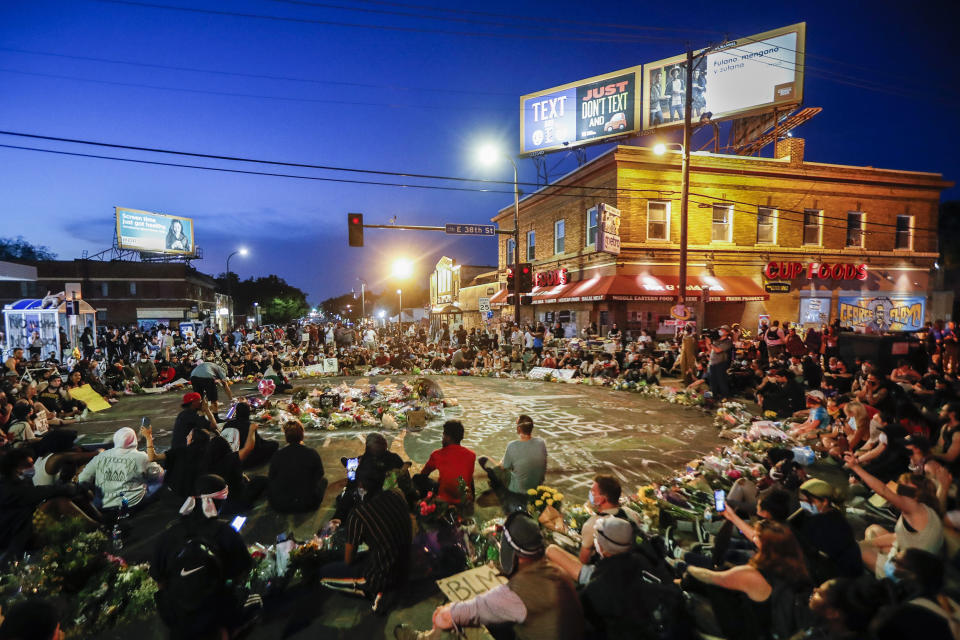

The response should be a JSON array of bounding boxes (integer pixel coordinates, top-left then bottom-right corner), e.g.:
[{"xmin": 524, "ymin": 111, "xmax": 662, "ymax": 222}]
[{"xmin": 526, "ymin": 485, "xmax": 563, "ymax": 516}]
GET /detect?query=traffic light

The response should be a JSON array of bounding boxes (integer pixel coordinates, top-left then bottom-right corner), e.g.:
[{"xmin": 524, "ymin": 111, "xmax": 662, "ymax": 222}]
[
  {"xmin": 505, "ymin": 267, "xmax": 515, "ymax": 288},
  {"xmin": 506, "ymin": 294, "xmax": 534, "ymax": 305},
  {"xmin": 348, "ymin": 213, "xmax": 364, "ymax": 247},
  {"xmin": 518, "ymin": 263, "xmax": 533, "ymax": 293}
]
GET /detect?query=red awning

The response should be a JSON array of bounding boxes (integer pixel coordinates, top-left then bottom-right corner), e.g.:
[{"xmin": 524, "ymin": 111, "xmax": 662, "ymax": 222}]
[
  {"xmin": 531, "ymin": 274, "xmax": 768, "ymax": 304},
  {"xmin": 489, "ymin": 288, "xmax": 509, "ymax": 306}
]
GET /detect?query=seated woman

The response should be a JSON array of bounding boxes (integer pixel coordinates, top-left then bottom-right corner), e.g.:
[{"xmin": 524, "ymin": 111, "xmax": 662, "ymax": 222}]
[
  {"xmin": 788, "ymin": 391, "xmax": 830, "ymax": 440},
  {"xmin": 78, "ymin": 427, "xmax": 163, "ymax": 512},
  {"xmin": 201, "ymin": 429, "xmax": 267, "ymax": 516},
  {"xmin": 844, "ymin": 452, "xmax": 943, "ymax": 578},
  {"xmin": 221, "ymin": 402, "xmax": 278, "ymax": 469},
  {"xmin": 267, "ymin": 421, "xmax": 326, "ymax": 513},
  {"xmin": 146, "ymin": 426, "xmax": 212, "ymax": 502},
  {"xmin": 680, "ymin": 520, "xmax": 812, "ymax": 640}
]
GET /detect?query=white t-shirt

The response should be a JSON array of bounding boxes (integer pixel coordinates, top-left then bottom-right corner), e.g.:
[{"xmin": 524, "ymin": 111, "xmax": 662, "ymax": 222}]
[
  {"xmin": 78, "ymin": 447, "xmax": 152, "ymax": 508},
  {"xmin": 8, "ymin": 420, "xmax": 34, "ymax": 442}
]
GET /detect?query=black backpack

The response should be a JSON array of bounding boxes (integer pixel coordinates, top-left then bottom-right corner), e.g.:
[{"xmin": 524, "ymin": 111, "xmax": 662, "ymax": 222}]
[
  {"xmin": 165, "ymin": 529, "xmax": 224, "ymax": 613},
  {"xmin": 613, "ymin": 508, "xmax": 676, "ymax": 586},
  {"xmin": 767, "ymin": 575, "xmax": 813, "ymax": 640}
]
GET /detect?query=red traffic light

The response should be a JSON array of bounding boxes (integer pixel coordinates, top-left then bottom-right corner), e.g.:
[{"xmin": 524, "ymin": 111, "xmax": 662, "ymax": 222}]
[
  {"xmin": 351, "ymin": 217, "xmax": 361, "ymax": 225},
  {"xmin": 348, "ymin": 213, "xmax": 364, "ymax": 247}
]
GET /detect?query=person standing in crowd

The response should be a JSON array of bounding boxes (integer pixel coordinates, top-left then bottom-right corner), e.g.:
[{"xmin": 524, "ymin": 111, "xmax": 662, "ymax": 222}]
[
  {"xmin": 706, "ymin": 325, "xmax": 733, "ymax": 401},
  {"xmin": 189, "ymin": 357, "xmax": 231, "ymax": 421},
  {"xmin": 764, "ymin": 320, "xmax": 786, "ymax": 361},
  {"xmin": 415, "ymin": 420, "xmax": 476, "ymax": 504}
]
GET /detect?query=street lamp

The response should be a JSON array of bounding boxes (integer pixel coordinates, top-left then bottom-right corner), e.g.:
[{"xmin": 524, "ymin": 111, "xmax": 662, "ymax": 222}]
[
  {"xmin": 225, "ymin": 247, "xmax": 248, "ymax": 326},
  {"xmin": 356, "ymin": 278, "xmax": 367, "ymax": 318},
  {"xmin": 396, "ymin": 288, "xmax": 403, "ymax": 329},
  {"xmin": 391, "ymin": 258, "xmax": 413, "ymax": 279},
  {"xmin": 477, "ymin": 142, "xmax": 520, "ymax": 327},
  {"xmin": 651, "ymin": 140, "xmax": 691, "ymax": 316}
]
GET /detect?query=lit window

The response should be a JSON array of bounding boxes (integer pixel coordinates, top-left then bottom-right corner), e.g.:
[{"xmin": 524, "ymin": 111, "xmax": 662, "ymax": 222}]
[
  {"xmin": 846, "ymin": 211, "xmax": 864, "ymax": 248},
  {"xmin": 803, "ymin": 209, "xmax": 822, "ymax": 245},
  {"xmin": 586, "ymin": 206, "xmax": 598, "ymax": 246},
  {"xmin": 526, "ymin": 230, "xmax": 535, "ymax": 261},
  {"xmin": 712, "ymin": 204, "xmax": 733, "ymax": 242},
  {"xmin": 506, "ymin": 239, "xmax": 515, "ymax": 265},
  {"xmin": 896, "ymin": 215, "xmax": 913, "ymax": 250},
  {"xmin": 647, "ymin": 201, "xmax": 670, "ymax": 241},
  {"xmin": 554, "ymin": 219, "xmax": 565, "ymax": 254},
  {"xmin": 757, "ymin": 207, "xmax": 777, "ymax": 244}
]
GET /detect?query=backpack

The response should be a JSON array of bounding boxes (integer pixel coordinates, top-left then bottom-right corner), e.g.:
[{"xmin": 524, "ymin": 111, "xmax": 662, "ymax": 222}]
[
  {"xmin": 165, "ymin": 528, "xmax": 224, "ymax": 613},
  {"xmin": 767, "ymin": 575, "xmax": 812, "ymax": 640},
  {"xmin": 613, "ymin": 508, "xmax": 675, "ymax": 585}
]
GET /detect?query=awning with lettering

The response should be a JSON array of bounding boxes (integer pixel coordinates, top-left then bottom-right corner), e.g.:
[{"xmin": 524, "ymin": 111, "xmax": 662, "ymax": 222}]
[{"xmin": 530, "ymin": 274, "xmax": 768, "ymax": 304}]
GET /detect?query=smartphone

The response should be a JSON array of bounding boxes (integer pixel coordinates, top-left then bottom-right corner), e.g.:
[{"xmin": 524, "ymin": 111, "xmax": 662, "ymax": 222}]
[
  {"xmin": 230, "ymin": 515, "xmax": 246, "ymax": 532},
  {"xmin": 225, "ymin": 404, "xmax": 237, "ymax": 421},
  {"xmin": 140, "ymin": 417, "xmax": 151, "ymax": 428},
  {"xmin": 346, "ymin": 457, "xmax": 360, "ymax": 482},
  {"xmin": 713, "ymin": 489, "xmax": 726, "ymax": 513}
]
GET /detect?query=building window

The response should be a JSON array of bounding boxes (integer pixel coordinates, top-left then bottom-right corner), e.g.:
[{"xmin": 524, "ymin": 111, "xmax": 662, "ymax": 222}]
[
  {"xmin": 554, "ymin": 219, "xmax": 565, "ymax": 254},
  {"xmin": 526, "ymin": 230, "xmax": 535, "ymax": 261},
  {"xmin": 803, "ymin": 209, "xmax": 822, "ymax": 245},
  {"xmin": 711, "ymin": 204, "xmax": 733, "ymax": 243},
  {"xmin": 846, "ymin": 211, "xmax": 864, "ymax": 248},
  {"xmin": 896, "ymin": 215, "xmax": 913, "ymax": 250},
  {"xmin": 506, "ymin": 238, "xmax": 515, "ymax": 265},
  {"xmin": 647, "ymin": 201, "xmax": 670, "ymax": 241},
  {"xmin": 586, "ymin": 206, "xmax": 598, "ymax": 246},
  {"xmin": 757, "ymin": 207, "xmax": 777, "ymax": 244},
  {"xmin": 100, "ymin": 282, "xmax": 109, "ymax": 297},
  {"xmin": 129, "ymin": 282, "xmax": 137, "ymax": 295}
]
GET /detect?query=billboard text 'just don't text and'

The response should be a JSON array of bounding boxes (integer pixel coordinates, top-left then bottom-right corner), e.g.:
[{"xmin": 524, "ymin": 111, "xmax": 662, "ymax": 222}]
[
  {"xmin": 520, "ymin": 65, "xmax": 642, "ymax": 156},
  {"xmin": 643, "ymin": 23, "xmax": 805, "ymax": 129},
  {"xmin": 115, "ymin": 207, "xmax": 195, "ymax": 255}
]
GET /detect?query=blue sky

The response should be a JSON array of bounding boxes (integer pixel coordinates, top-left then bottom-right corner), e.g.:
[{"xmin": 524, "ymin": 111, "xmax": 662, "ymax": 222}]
[{"xmin": 1, "ymin": 0, "xmax": 957, "ymax": 303}]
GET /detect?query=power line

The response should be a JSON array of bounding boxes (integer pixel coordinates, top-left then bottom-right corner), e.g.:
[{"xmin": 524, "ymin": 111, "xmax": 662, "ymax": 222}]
[{"xmin": 0, "ymin": 46, "xmax": 516, "ymax": 96}]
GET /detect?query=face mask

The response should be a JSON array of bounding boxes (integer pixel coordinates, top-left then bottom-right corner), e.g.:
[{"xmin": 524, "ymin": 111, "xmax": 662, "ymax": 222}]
[
  {"xmin": 799, "ymin": 501, "xmax": 819, "ymax": 515},
  {"xmin": 587, "ymin": 491, "xmax": 597, "ymax": 507},
  {"xmin": 19, "ymin": 468, "xmax": 35, "ymax": 481}
]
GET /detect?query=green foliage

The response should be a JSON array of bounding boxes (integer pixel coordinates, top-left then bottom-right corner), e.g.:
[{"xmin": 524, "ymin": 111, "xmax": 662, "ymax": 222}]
[
  {"xmin": 0, "ymin": 236, "xmax": 57, "ymax": 262},
  {"xmin": 215, "ymin": 273, "xmax": 311, "ymax": 323}
]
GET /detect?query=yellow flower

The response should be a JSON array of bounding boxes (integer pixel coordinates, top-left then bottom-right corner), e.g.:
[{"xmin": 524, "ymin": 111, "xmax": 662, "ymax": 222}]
[
  {"xmin": 527, "ymin": 489, "xmax": 537, "ymax": 496},
  {"xmin": 546, "ymin": 499, "xmax": 554, "ymax": 506},
  {"xmin": 535, "ymin": 499, "xmax": 544, "ymax": 506},
  {"xmin": 554, "ymin": 493, "xmax": 563, "ymax": 501}
]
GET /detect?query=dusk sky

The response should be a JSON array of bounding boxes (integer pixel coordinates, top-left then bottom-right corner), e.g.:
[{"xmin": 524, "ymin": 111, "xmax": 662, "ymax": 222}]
[{"xmin": 2, "ymin": 1, "xmax": 957, "ymax": 305}]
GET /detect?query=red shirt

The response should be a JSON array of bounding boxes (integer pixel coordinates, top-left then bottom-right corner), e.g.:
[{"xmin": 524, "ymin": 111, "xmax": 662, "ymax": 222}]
[{"xmin": 422, "ymin": 444, "xmax": 476, "ymax": 504}]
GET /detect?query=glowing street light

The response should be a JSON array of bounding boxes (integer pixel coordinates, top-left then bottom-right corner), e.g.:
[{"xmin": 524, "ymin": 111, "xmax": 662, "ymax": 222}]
[{"xmin": 391, "ymin": 258, "xmax": 414, "ymax": 279}]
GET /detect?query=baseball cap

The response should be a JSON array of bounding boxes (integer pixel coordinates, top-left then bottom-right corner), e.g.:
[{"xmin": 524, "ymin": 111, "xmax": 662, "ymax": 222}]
[
  {"xmin": 799, "ymin": 478, "xmax": 836, "ymax": 500},
  {"xmin": 595, "ymin": 516, "xmax": 635, "ymax": 554},
  {"xmin": 806, "ymin": 390, "xmax": 826, "ymax": 404},
  {"xmin": 182, "ymin": 391, "xmax": 202, "ymax": 406}
]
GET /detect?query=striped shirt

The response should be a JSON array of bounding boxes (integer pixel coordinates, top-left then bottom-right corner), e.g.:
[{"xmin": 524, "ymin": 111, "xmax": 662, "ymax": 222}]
[{"xmin": 346, "ymin": 488, "xmax": 412, "ymax": 592}]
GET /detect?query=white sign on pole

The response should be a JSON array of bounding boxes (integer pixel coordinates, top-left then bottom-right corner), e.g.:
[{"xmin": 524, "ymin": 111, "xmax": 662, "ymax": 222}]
[{"xmin": 478, "ymin": 297, "xmax": 491, "ymax": 313}]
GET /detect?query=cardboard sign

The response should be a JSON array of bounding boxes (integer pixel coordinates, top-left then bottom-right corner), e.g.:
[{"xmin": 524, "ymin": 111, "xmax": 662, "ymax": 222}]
[
  {"xmin": 68, "ymin": 384, "xmax": 111, "ymax": 412},
  {"xmin": 323, "ymin": 358, "xmax": 339, "ymax": 374},
  {"xmin": 527, "ymin": 367, "xmax": 556, "ymax": 379},
  {"xmin": 303, "ymin": 364, "xmax": 325, "ymax": 375},
  {"xmin": 406, "ymin": 409, "xmax": 426, "ymax": 429},
  {"xmin": 436, "ymin": 564, "xmax": 508, "ymax": 603}
]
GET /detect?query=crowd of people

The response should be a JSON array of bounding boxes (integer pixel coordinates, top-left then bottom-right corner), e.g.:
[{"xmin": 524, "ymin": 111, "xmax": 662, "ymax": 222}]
[{"xmin": 2, "ymin": 315, "xmax": 960, "ymax": 639}]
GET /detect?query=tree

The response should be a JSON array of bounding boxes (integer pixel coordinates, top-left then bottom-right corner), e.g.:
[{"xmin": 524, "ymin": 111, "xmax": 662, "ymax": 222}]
[
  {"xmin": 0, "ymin": 236, "xmax": 57, "ymax": 262},
  {"xmin": 214, "ymin": 273, "xmax": 310, "ymax": 324}
]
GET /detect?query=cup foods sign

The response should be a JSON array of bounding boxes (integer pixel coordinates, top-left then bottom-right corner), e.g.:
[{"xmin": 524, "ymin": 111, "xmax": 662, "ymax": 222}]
[
  {"xmin": 520, "ymin": 65, "xmax": 642, "ymax": 156},
  {"xmin": 764, "ymin": 261, "xmax": 867, "ymax": 281}
]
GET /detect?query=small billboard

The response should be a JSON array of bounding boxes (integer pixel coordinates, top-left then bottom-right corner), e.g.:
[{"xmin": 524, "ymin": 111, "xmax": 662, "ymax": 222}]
[
  {"xmin": 115, "ymin": 207, "xmax": 195, "ymax": 255},
  {"xmin": 643, "ymin": 23, "xmax": 805, "ymax": 130},
  {"xmin": 520, "ymin": 65, "xmax": 642, "ymax": 156}
]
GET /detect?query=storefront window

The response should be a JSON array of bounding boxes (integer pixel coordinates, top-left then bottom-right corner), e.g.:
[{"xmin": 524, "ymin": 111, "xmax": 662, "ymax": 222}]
[
  {"xmin": 526, "ymin": 230, "xmax": 535, "ymax": 260},
  {"xmin": 799, "ymin": 298, "xmax": 830, "ymax": 326},
  {"xmin": 896, "ymin": 215, "xmax": 913, "ymax": 250},
  {"xmin": 554, "ymin": 219, "xmax": 565, "ymax": 254},
  {"xmin": 586, "ymin": 206, "xmax": 598, "ymax": 246},
  {"xmin": 647, "ymin": 201, "xmax": 670, "ymax": 240},
  {"xmin": 757, "ymin": 207, "xmax": 777, "ymax": 244},
  {"xmin": 506, "ymin": 238, "xmax": 515, "ymax": 265},
  {"xmin": 846, "ymin": 211, "xmax": 864, "ymax": 248},
  {"xmin": 803, "ymin": 209, "xmax": 822, "ymax": 245},
  {"xmin": 711, "ymin": 204, "xmax": 733, "ymax": 242}
]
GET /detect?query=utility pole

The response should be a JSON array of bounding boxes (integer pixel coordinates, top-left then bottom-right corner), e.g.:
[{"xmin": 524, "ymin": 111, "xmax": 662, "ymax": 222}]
[
  {"xmin": 678, "ymin": 47, "xmax": 693, "ymax": 317},
  {"xmin": 512, "ymin": 160, "xmax": 521, "ymax": 328}
]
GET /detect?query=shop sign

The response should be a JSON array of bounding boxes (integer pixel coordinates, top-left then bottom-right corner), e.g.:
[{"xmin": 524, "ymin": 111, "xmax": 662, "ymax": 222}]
[
  {"xmin": 838, "ymin": 295, "xmax": 925, "ymax": 332},
  {"xmin": 597, "ymin": 204, "xmax": 621, "ymax": 256},
  {"xmin": 764, "ymin": 281, "xmax": 791, "ymax": 293},
  {"xmin": 534, "ymin": 268, "xmax": 569, "ymax": 287},
  {"xmin": 764, "ymin": 261, "xmax": 867, "ymax": 281}
]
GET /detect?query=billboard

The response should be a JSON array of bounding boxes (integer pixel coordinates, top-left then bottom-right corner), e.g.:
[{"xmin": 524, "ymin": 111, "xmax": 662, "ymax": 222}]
[
  {"xmin": 838, "ymin": 295, "xmax": 926, "ymax": 333},
  {"xmin": 520, "ymin": 65, "xmax": 642, "ymax": 156},
  {"xmin": 115, "ymin": 207, "xmax": 195, "ymax": 255},
  {"xmin": 643, "ymin": 23, "xmax": 805, "ymax": 130}
]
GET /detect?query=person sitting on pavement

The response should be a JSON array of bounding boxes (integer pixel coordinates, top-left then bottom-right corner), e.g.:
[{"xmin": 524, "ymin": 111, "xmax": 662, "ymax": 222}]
[
  {"xmin": 134, "ymin": 351, "xmax": 158, "ymax": 388},
  {"xmin": 78, "ymin": 426, "xmax": 163, "ymax": 512},
  {"xmin": 478, "ymin": 414, "xmax": 547, "ymax": 513},
  {"xmin": 151, "ymin": 474, "xmax": 254, "ymax": 640},
  {"xmin": 871, "ymin": 548, "xmax": 959, "ymax": 640},
  {"xmin": 545, "ymin": 474, "xmax": 642, "ymax": 585},
  {"xmin": 319, "ymin": 465, "xmax": 412, "ymax": 608},
  {"xmin": 0, "ymin": 598, "xmax": 66, "ymax": 640},
  {"xmin": 36, "ymin": 375, "xmax": 84, "ymax": 420},
  {"xmin": 788, "ymin": 390, "xmax": 830, "ymax": 440},
  {"xmin": 201, "ymin": 428, "xmax": 267, "ymax": 517},
  {"xmin": 221, "ymin": 401, "xmax": 278, "ymax": 469},
  {"xmin": 332, "ymin": 433, "xmax": 408, "ymax": 524},
  {"xmin": 394, "ymin": 511, "xmax": 584, "ymax": 640},
  {"xmin": 267, "ymin": 421, "xmax": 326, "ymax": 513},
  {"xmin": 171, "ymin": 392, "xmax": 218, "ymax": 450},
  {"xmin": 414, "ymin": 420, "xmax": 476, "ymax": 505}
]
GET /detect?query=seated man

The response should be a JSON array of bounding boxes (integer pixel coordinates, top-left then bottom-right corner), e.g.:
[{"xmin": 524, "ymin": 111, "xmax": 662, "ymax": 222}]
[
  {"xmin": 545, "ymin": 475, "xmax": 642, "ymax": 585},
  {"xmin": 788, "ymin": 390, "xmax": 831, "ymax": 440},
  {"xmin": 479, "ymin": 415, "xmax": 547, "ymax": 513},
  {"xmin": 267, "ymin": 421, "xmax": 326, "ymax": 513},
  {"xmin": 78, "ymin": 427, "xmax": 163, "ymax": 511},
  {"xmin": 394, "ymin": 512, "xmax": 584, "ymax": 640},
  {"xmin": 414, "ymin": 420, "xmax": 475, "ymax": 504},
  {"xmin": 319, "ymin": 466, "xmax": 412, "ymax": 605}
]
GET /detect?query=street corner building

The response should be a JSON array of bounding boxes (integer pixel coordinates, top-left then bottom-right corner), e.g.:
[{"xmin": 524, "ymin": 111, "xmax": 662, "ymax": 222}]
[{"xmin": 488, "ymin": 138, "xmax": 953, "ymax": 336}]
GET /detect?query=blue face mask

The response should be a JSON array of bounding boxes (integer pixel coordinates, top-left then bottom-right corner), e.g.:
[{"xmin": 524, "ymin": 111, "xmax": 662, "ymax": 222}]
[
  {"xmin": 884, "ymin": 557, "xmax": 899, "ymax": 582},
  {"xmin": 799, "ymin": 501, "xmax": 819, "ymax": 515},
  {"xmin": 588, "ymin": 491, "xmax": 597, "ymax": 507},
  {"xmin": 19, "ymin": 468, "xmax": 35, "ymax": 481}
]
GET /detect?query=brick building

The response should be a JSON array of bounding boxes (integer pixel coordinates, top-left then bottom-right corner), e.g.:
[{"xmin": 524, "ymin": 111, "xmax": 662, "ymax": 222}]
[
  {"xmin": 490, "ymin": 139, "xmax": 952, "ymax": 335},
  {"xmin": 0, "ymin": 260, "xmax": 224, "ymax": 328}
]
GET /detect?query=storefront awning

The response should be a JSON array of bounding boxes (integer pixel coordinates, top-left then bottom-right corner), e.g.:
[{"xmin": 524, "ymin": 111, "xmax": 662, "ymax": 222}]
[
  {"xmin": 489, "ymin": 288, "xmax": 509, "ymax": 306},
  {"xmin": 431, "ymin": 304, "xmax": 462, "ymax": 315},
  {"xmin": 530, "ymin": 274, "xmax": 768, "ymax": 304}
]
